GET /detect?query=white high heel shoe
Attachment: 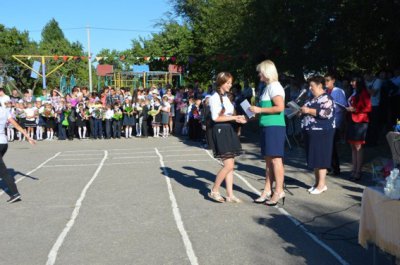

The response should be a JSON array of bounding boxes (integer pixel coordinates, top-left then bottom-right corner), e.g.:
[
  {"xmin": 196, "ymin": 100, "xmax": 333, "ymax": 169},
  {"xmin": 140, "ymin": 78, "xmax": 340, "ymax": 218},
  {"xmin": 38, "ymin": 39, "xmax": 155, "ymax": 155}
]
[
  {"xmin": 254, "ymin": 191, "xmax": 272, "ymax": 203},
  {"xmin": 309, "ymin": 186, "xmax": 328, "ymax": 195}
]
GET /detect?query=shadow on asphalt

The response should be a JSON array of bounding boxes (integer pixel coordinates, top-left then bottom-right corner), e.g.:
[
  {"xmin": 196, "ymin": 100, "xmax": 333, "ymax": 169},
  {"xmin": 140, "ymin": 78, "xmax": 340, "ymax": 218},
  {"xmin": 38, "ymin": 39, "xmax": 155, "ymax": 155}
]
[
  {"xmin": 253, "ymin": 210, "xmax": 394, "ymax": 265},
  {"xmin": 162, "ymin": 166, "xmax": 259, "ymax": 202},
  {"xmin": 0, "ymin": 168, "xmax": 38, "ymax": 196}
]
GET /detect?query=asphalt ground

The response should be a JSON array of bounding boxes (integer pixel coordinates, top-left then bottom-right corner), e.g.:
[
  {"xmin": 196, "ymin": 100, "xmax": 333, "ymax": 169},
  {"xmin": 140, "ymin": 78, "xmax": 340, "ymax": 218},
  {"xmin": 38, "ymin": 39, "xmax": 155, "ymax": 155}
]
[{"xmin": 0, "ymin": 132, "xmax": 396, "ymax": 265}]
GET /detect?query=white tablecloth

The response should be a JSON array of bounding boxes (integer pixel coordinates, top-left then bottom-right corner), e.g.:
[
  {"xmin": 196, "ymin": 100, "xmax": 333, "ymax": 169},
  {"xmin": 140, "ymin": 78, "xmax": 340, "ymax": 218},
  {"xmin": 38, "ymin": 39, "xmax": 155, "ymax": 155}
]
[{"xmin": 359, "ymin": 186, "xmax": 400, "ymax": 258}]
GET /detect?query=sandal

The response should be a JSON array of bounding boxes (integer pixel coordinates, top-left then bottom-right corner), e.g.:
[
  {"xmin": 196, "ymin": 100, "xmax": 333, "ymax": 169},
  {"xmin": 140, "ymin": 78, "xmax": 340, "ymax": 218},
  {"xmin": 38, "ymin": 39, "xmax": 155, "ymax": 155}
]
[
  {"xmin": 254, "ymin": 191, "xmax": 272, "ymax": 203},
  {"xmin": 208, "ymin": 191, "xmax": 225, "ymax": 203},
  {"xmin": 226, "ymin": 196, "xmax": 242, "ymax": 203}
]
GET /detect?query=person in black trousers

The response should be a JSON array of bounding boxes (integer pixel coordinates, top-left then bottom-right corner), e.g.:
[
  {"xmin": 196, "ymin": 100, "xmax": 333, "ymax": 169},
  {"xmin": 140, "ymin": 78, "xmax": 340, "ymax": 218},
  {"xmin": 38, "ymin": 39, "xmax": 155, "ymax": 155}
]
[
  {"xmin": 0, "ymin": 106, "xmax": 35, "ymax": 203},
  {"xmin": 140, "ymin": 99, "xmax": 150, "ymax": 137}
]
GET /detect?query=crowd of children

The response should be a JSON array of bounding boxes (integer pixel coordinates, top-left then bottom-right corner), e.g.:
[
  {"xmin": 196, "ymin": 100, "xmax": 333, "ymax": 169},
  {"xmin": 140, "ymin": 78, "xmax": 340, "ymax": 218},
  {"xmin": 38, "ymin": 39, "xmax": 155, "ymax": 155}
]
[{"xmin": 1, "ymin": 84, "xmax": 217, "ymax": 142}]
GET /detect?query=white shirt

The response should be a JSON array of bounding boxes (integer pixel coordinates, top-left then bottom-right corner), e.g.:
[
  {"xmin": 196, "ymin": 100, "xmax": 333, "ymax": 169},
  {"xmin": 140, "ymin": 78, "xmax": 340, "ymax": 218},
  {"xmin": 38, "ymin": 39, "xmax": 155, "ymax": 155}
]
[
  {"xmin": 24, "ymin": 107, "xmax": 36, "ymax": 121},
  {"xmin": 260, "ymin": 81, "xmax": 285, "ymax": 102},
  {"xmin": 0, "ymin": 107, "xmax": 11, "ymax": 144},
  {"xmin": 0, "ymin": 95, "xmax": 10, "ymax": 107},
  {"xmin": 209, "ymin": 92, "xmax": 234, "ymax": 121},
  {"xmin": 105, "ymin": 109, "xmax": 114, "ymax": 119}
]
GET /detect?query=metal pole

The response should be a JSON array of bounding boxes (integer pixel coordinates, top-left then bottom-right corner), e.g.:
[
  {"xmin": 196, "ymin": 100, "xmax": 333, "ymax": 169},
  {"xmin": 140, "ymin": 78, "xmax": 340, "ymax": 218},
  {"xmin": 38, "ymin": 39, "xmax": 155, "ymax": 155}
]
[
  {"xmin": 42, "ymin": 56, "xmax": 46, "ymax": 88},
  {"xmin": 87, "ymin": 26, "xmax": 93, "ymax": 92}
]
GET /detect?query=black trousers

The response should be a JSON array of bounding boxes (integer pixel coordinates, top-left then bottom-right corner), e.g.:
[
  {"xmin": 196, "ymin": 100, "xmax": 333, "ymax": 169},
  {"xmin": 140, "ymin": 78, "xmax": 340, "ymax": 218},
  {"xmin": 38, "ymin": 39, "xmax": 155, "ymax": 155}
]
[
  {"xmin": 67, "ymin": 121, "xmax": 76, "ymax": 140},
  {"xmin": 105, "ymin": 119, "xmax": 112, "ymax": 139},
  {"xmin": 0, "ymin": 144, "xmax": 19, "ymax": 196},
  {"xmin": 141, "ymin": 119, "xmax": 149, "ymax": 137}
]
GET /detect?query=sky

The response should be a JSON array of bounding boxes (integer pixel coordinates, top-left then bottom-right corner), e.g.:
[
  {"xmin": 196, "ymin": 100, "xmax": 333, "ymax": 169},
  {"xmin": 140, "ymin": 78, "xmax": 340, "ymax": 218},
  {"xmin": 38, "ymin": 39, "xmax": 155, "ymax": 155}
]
[{"xmin": 0, "ymin": 0, "xmax": 175, "ymax": 56}]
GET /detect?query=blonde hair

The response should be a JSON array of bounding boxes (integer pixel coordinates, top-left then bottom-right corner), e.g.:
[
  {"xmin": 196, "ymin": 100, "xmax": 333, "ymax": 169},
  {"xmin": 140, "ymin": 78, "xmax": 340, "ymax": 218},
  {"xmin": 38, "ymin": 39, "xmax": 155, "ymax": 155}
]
[{"xmin": 256, "ymin": 60, "xmax": 278, "ymax": 83}]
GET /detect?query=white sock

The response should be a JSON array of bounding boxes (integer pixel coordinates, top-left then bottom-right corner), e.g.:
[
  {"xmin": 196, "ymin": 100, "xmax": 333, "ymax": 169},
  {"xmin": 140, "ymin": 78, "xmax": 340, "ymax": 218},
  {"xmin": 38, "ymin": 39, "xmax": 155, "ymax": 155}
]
[
  {"xmin": 125, "ymin": 128, "xmax": 129, "ymax": 138},
  {"xmin": 129, "ymin": 127, "xmax": 133, "ymax": 137},
  {"xmin": 17, "ymin": 132, "xmax": 21, "ymax": 141},
  {"xmin": 39, "ymin": 127, "xmax": 43, "ymax": 140},
  {"xmin": 50, "ymin": 131, "xmax": 54, "ymax": 140},
  {"xmin": 78, "ymin": 127, "xmax": 82, "ymax": 139},
  {"xmin": 36, "ymin": 127, "xmax": 40, "ymax": 140},
  {"xmin": 47, "ymin": 131, "xmax": 50, "ymax": 139},
  {"xmin": 83, "ymin": 127, "xmax": 87, "ymax": 138}
]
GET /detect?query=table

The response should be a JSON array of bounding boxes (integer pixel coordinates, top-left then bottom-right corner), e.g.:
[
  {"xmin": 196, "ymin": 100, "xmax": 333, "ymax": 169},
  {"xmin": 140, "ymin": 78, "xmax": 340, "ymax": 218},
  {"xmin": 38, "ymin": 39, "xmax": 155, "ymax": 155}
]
[{"xmin": 359, "ymin": 186, "xmax": 400, "ymax": 262}]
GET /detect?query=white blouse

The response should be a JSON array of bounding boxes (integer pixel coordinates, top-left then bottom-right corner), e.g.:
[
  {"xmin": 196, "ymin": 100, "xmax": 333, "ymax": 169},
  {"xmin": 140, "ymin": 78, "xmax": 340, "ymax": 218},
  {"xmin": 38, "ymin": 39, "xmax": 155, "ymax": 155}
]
[
  {"xmin": 0, "ymin": 107, "xmax": 11, "ymax": 144},
  {"xmin": 209, "ymin": 92, "xmax": 234, "ymax": 121}
]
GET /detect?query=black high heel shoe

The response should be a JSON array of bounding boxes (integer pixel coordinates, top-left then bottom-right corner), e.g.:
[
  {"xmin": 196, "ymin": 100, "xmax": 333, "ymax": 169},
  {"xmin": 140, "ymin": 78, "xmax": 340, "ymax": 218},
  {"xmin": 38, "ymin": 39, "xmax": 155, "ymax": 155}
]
[{"xmin": 265, "ymin": 192, "xmax": 285, "ymax": 206}]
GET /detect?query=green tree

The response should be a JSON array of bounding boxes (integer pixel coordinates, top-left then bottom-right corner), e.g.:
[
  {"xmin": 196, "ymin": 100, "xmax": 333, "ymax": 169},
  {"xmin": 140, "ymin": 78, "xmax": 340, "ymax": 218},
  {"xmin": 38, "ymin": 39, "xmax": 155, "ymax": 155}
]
[
  {"xmin": 0, "ymin": 24, "xmax": 39, "ymax": 92},
  {"xmin": 39, "ymin": 19, "xmax": 87, "ymax": 90}
]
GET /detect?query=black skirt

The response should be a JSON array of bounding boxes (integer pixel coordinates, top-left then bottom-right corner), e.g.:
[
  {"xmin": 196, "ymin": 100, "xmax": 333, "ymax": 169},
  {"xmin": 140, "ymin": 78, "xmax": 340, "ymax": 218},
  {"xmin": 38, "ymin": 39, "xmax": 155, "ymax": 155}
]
[
  {"xmin": 346, "ymin": 121, "xmax": 368, "ymax": 143},
  {"xmin": 76, "ymin": 116, "xmax": 87, "ymax": 127},
  {"xmin": 24, "ymin": 119, "xmax": 37, "ymax": 127},
  {"xmin": 44, "ymin": 117, "xmax": 56, "ymax": 129},
  {"xmin": 211, "ymin": 123, "xmax": 242, "ymax": 159}
]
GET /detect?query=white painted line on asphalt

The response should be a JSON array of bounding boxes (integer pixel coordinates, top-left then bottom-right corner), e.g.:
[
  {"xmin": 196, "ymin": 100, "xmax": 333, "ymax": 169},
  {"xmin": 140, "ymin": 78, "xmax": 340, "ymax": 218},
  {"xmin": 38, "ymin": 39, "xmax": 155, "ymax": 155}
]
[
  {"xmin": 102, "ymin": 159, "xmax": 212, "ymax": 166},
  {"xmin": 112, "ymin": 153, "xmax": 207, "ymax": 160},
  {"xmin": 55, "ymin": 158, "xmax": 103, "ymax": 161},
  {"xmin": 63, "ymin": 150, "xmax": 104, "ymax": 153},
  {"xmin": 111, "ymin": 149, "xmax": 206, "ymax": 155},
  {"xmin": 155, "ymin": 148, "xmax": 199, "ymax": 265},
  {"xmin": 46, "ymin": 150, "xmax": 108, "ymax": 265},
  {"xmin": 111, "ymin": 151, "xmax": 160, "ymax": 155},
  {"xmin": 42, "ymin": 164, "xmax": 100, "ymax": 168},
  {"xmin": 112, "ymin": 155, "xmax": 158, "ymax": 159},
  {"xmin": 164, "ymin": 159, "xmax": 211, "ymax": 163},
  {"xmin": 58, "ymin": 153, "xmax": 104, "ymax": 157},
  {"xmin": 203, "ymin": 149, "xmax": 349, "ymax": 265},
  {"xmin": 164, "ymin": 153, "xmax": 208, "ymax": 158},
  {"xmin": 108, "ymin": 146, "xmax": 190, "ymax": 151},
  {"xmin": 0, "ymin": 152, "xmax": 61, "ymax": 197}
]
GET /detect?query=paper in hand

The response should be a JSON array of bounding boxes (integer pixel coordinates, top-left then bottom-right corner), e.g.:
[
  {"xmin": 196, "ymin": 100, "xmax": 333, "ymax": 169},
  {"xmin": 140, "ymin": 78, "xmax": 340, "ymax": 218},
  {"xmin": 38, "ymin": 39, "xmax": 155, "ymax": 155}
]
[
  {"xmin": 285, "ymin": 101, "xmax": 301, "ymax": 119},
  {"xmin": 240, "ymin": 99, "xmax": 255, "ymax": 118}
]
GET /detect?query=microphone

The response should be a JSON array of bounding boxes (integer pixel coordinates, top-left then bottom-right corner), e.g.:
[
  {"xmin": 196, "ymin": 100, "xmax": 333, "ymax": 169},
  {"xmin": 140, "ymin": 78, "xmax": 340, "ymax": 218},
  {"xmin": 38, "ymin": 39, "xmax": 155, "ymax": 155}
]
[
  {"xmin": 285, "ymin": 88, "xmax": 308, "ymax": 119},
  {"xmin": 294, "ymin": 88, "xmax": 308, "ymax": 104}
]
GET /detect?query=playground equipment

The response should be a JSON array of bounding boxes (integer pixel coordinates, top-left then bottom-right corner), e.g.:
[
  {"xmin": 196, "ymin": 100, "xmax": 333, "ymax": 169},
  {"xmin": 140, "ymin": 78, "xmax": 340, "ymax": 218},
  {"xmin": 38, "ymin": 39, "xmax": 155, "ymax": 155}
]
[
  {"xmin": 60, "ymin": 75, "xmax": 77, "ymax": 95},
  {"xmin": 12, "ymin": 55, "xmax": 78, "ymax": 88},
  {"xmin": 96, "ymin": 64, "xmax": 184, "ymax": 91}
]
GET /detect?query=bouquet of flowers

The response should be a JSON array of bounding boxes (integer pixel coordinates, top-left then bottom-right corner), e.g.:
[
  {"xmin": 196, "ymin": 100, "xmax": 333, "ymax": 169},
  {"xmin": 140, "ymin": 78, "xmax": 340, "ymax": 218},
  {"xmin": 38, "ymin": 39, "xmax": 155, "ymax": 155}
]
[
  {"xmin": 193, "ymin": 112, "xmax": 200, "ymax": 120},
  {"xmin": 15, "ymin": 109, "xmax": 26, "ymax": 119},
  {"xmin": 113, "ymin": 112, "xmax": 123, "ymax": 120},
  {"xmin": 125, "ymin": 106, "xmax": 133, "ymax": 116},
  {"xmin": 43, "ymin": 109, "xmax": 53, "ymax": 118},
  {"xmin": 84, "ymin": 110, "xmax": 90, "ymax": 119},
  {"xmin": 148, "ymin": 109, "xmax": 158, "ymax": 117},
  {"xmin": 93, "ymin": 108, "xmax": 102, "ymax": 119},
  {"xmin": 62, "ymin": 109, "xmax": 71, "ymax": 126}
]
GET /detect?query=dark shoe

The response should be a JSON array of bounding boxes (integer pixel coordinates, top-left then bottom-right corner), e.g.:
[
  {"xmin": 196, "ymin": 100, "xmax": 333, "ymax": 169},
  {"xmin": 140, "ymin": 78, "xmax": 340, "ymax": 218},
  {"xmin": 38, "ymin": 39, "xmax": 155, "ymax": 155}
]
[
  {"xmin": 327, "ymin": 169, "xmax": 340, "ymax": 176},
  {"xmin": 7, "ymin": 193, "xmax": 21, "ymax": 203},
  {"xmin": 351, "ymin": 172, "xmax": 362, "ymax": 181}
]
